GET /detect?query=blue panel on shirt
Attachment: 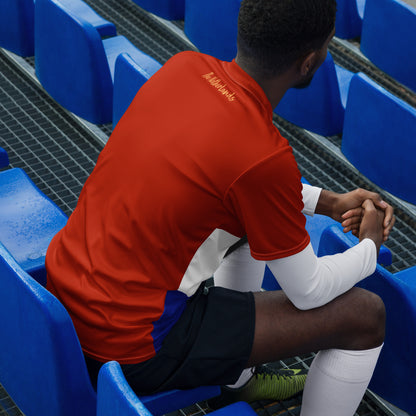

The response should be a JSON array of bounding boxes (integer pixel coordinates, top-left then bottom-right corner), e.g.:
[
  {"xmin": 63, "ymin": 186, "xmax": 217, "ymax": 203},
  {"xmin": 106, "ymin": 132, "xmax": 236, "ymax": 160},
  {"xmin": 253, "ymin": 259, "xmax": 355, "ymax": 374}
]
[{"xmin": 151, "ymin": 290, "xmax": 188, "ymax": 353}]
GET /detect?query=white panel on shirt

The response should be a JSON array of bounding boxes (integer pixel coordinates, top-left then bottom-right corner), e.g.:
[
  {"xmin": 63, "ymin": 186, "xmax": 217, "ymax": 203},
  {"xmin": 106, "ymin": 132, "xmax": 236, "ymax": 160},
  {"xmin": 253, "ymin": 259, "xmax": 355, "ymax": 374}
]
[{"xmin": 178, "ymin": 229, "xmax": 240, "ymax": 297}]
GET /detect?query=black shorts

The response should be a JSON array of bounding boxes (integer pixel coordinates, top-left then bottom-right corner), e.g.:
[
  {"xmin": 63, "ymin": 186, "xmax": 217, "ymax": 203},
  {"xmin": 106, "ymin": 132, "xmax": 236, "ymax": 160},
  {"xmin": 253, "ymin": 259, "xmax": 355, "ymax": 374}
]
[{"xmin": 85, "ymin": 284, "xmax": 255, "ymax": 395}]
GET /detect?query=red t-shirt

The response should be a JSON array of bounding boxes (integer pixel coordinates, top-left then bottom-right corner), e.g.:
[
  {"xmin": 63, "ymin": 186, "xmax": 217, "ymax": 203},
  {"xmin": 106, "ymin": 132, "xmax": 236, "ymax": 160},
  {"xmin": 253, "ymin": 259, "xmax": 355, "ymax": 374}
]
[{"xmin": 46, "ymin": 51, "xmax": 309, "ymax": 364}]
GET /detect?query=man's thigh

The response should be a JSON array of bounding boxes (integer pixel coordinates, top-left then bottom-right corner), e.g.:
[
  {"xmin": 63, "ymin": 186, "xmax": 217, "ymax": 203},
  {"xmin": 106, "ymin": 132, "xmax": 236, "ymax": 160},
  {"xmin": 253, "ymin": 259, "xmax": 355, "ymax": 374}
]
[
  {"xmin": 122, "ymin": 285, "xmax": 256, "ymax": 395},
  {"xmin": 248, "ymin": 287, "xmax": 385, "ymax": 367}
]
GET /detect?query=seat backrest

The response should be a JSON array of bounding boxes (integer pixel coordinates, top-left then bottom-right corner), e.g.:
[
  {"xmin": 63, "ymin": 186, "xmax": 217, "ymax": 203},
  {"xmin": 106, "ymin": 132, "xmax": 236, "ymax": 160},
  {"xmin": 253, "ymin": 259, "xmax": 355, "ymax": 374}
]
[
  {"xmin": 98, "ymin": 360, "xmax": 220, "ymax": 416},
  {"xmin": 0, "ymin": 168, "xmax": 68, "ymax": 285},
  {"xmin": 275, "ymin": 52, "xmax": 353, "ymax": 136},
  {"xmin": 131, "ymin": 0, "xmax": 185, "ymax": 20},
  {"xmin": 113, "ymin": 52, "xmax": 162, "ymax": 127},
  {"xmin": 341, "ymin": 72, "xmax": 416, "ymax": 204},
  {"xmin": 317, "ymin": 224, "xmax": 416, "ymax": 414},
  {"xmin": 97, "ymin": 362, "xmax": 253, "ymax": 416},
  {"xmin": 97, "ymin": 361, "xmax": 153, "ymax": 416},
  {"xmin": 140, "ymin": 384, "xmax": 220, "ymax": 416},
  {"xmin": 35, "ymin": 0, "xmax": 116, "ymax": 123},
  {"xmin": 210, "ymin": 401, "xmax": 258, "ymax": 415},
  {"xmin": 184, "ymin": 0, "xmax": 242, "ymax": 61},
  {"xmin": 365, "ymin": 264, "xmax": 416, "ymax": 415},
  {"xmin": 0, "ymin": 242, "xmax": 96, "ymax": 416},
  {"xmin": 334, "ymin": 0, "xmax": 365, "ymax": 39},
  {"xmin": 0, "ymin": 147, "xmax": 9, "ymax": 168},
  {"xmin": 0, "ymin": 0, "xmax": 34, "ymax": 56},
  {"xmin": 360, "ymin": 0, "xmax": 416, "ymax": 92}
]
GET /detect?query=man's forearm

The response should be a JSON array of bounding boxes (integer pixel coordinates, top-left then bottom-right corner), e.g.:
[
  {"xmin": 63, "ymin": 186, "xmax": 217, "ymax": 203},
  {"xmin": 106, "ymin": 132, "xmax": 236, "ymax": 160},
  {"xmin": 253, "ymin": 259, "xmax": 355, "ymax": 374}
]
[
  {"xmin": 314, "ymin": 188, "xmax": 340, "ymax": 218},
  {"xmin": 302, "ymin": 184, "xmax": 344, "ymax": 219}
]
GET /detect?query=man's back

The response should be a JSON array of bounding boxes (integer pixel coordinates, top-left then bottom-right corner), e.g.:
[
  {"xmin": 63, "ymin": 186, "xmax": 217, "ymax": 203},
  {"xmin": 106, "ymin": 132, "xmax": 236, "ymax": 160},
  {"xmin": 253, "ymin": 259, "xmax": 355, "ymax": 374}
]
[{"xmin": 46, "ymin": 51, "xmax": 306, "ymax": 364}]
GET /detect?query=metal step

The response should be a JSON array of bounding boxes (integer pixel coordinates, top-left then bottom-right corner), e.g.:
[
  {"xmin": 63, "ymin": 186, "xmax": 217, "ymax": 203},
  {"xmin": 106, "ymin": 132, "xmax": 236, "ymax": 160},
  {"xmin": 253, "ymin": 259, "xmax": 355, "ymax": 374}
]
[{"xmin": 329, "ymin": 38, "xmax": 416, "ymax": 109}]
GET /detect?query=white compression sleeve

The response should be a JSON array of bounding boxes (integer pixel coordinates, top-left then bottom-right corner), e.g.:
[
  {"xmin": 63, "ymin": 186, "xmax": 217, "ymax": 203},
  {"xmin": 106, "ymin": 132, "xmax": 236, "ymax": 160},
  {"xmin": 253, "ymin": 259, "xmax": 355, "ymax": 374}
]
[
  {"xmin": 301, "ymin": 184, "xmax": 322, "ymax": 216},
  {"xmin": 300, "ymin": 345, "xmax": 383, "ymax": 416},
  {"xmin": 266, "ymin": 240, "xmax": 377, "ymax": 310}
]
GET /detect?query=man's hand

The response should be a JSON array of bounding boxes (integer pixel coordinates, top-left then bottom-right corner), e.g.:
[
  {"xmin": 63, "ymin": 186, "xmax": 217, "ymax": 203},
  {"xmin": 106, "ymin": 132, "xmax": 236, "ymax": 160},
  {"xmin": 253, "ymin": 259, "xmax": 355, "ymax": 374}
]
[
  {"xmin": 358, "ymin": 199, "xmax": 385, "ymax": 255},
  {"xmin": 338, "ymin": 189, "xmax": 395, "ymax": 241},
  {"xmin": 317, "ymin": 188, "xmax": 395, "ymax": 242}
]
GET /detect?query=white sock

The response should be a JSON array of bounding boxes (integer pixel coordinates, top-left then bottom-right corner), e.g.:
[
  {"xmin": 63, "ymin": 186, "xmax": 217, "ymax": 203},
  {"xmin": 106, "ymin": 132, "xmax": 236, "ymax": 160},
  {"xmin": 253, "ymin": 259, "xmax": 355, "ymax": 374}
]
[
  {"xmin": 300, "ymin": 345, "xmax": 383, "ymax": 416},
  {"xmin": 227, "ymin": 367, "xmax": 254, "ymax": 388},
  {"xmin": 214, "ymin": 243, "xmax": 265, "ymax": 292}
]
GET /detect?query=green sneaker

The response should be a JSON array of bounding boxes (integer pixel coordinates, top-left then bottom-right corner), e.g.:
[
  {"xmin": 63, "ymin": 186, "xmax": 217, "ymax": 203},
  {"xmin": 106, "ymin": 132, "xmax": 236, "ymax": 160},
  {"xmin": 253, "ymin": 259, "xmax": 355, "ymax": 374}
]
[{"xmin": 208, "ymin": 365, "xmax": 307, "ymax": 409}]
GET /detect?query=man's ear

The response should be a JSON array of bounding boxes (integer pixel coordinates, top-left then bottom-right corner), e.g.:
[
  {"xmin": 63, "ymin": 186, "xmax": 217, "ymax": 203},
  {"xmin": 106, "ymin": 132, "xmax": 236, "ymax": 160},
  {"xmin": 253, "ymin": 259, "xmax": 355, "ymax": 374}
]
[{"xmin": 299, "ymin": 51, "xmax": 317, "ymax": 77}]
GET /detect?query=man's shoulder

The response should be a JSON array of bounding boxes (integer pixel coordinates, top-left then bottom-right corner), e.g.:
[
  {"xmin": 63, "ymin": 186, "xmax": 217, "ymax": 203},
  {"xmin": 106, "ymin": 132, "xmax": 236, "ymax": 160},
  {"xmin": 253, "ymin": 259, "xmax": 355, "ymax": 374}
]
[
  {"xmin": 166, "ymin": 50, "xmax": 220, "ymax": 66},
  {"xmin": 161, "ymin": 51, "xmax": 230, "ymax": 81}
]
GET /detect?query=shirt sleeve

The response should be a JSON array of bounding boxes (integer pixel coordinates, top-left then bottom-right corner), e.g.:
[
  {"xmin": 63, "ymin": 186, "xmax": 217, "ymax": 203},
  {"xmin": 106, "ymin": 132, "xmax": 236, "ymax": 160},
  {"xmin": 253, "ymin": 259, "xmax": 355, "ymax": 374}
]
[
  {"xmin": 266, "ymin": 239, "xmax": 377, "ymax": 310},
  {"xmin": 224, "ymin": 147, "xmax": 310, "ymax": 260}
]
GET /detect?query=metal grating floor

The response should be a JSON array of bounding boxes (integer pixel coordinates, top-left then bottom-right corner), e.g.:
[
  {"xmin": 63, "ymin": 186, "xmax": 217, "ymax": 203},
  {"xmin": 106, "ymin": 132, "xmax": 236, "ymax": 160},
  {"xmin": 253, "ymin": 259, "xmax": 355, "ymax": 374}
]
[
  {"xmin": 328, "ymin": 39, "xmax": 416, "ymax": 109},
  {"xmin": 0, "ymin": 384, "xmax": 20, "ymax": 416},
  {"xmin": 0, "ymin": 50, "xmax": 102, "ymax": 216},
  {"xmin": 83, "ymin": 0, "xmax": 195, "ymax": 64},
  {"xmin": 0, "ymin": 1, "xmax": 415, "ymax": 416},
  {"xmin": 0, "ymin": 356, "xmax": 397, "ymax": 416},
  {"xmin": 163, "ymin": 355, "xmax": 397, "ymax": 416}
]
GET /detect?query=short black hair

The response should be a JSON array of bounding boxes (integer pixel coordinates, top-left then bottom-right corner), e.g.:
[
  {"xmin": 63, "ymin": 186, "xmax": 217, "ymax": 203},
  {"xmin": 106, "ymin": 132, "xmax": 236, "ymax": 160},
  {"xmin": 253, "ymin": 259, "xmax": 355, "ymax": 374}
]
[{"xmin": 237, "ymin": 0, "xmax": 337, "ymax": 77}]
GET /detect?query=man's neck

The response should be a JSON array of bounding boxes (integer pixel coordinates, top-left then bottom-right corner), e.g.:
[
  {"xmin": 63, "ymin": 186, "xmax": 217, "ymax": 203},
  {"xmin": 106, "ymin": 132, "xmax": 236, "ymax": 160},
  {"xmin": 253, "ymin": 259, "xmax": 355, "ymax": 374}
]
[{"xmin": 234, "ymin": 56, "xmax": 293, "ymax": 109}]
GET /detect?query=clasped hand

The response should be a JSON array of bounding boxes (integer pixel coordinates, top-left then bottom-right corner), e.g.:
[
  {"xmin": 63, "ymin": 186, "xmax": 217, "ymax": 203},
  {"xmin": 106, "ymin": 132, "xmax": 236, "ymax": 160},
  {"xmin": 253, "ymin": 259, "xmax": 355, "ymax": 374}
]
[
  {"xmin": 317, "ymin": 188, "xmax": 395, "ymax": 255},
  {"xmin": 331, "ymin": 188, "xmax": 395, "ymax": 253}
]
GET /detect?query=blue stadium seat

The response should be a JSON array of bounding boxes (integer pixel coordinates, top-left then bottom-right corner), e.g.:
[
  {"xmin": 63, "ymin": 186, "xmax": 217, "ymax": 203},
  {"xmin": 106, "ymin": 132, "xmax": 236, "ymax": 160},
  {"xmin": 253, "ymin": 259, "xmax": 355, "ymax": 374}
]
[
  {"xmin": 341, "ymin": 73, "xmax": 416, "ymax": 205},
  {"xmin": 335, "ymin": 0, "xmax": 366, "ymax": 39},
  {"xmin": 0, "ymin": 243, "xmax": 222, "ymax": 416},
  {"xmin": 0, "ymin": 0, "xmax": 35, "ymax": 56},
  {"xmin": 318, "ymin": 224, "xmax": 416, "ymax": 415},
  {"xmin": 0, "ymin": 241, "xmax": 97, "ymax": 416},
  {"xmin": 360, "ymin": 0, "xmax": 416, "ymax": 92},
  {"xmin": 131, "ymin": 0, "xmax": 185, "ymax": 20},
  {"xmin": 140, "ymin": 383, "xmax": 220, "ymax": 416},
  {"xmin": 113, "ymin": 52, "xmax": 162, "ymax": 127},
  {"xmin": 275, "ymin": 52, "xmax": 354, "ymax": 136},
  {"xmin": 209, "ymin": 402, "xmax": 257, "ymax": 415},
  {"xmin": 0, "ymin": 147, "xmax": 9, "ymax": 168},
  {"xmin": 0, "ymin": 168, "xmax": 67, "ymax": 285},
  {"xmin": 35, "ymin": 0, "xmax": 154, "ymax": 124},
  {"xmin": 97, "ymin": 361, "xmax": 254, "ymax": 416},
  {"xmin": 184, "ymin": 0, "xmax": 241, "ymax": 61}
]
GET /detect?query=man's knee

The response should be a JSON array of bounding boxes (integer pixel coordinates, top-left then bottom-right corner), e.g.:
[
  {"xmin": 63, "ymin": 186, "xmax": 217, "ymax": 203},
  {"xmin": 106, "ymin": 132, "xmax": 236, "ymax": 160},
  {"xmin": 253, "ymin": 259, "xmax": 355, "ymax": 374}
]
[{"xmin": 348, "ymin": 287, "xmax": 385, "ymax": 349}]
